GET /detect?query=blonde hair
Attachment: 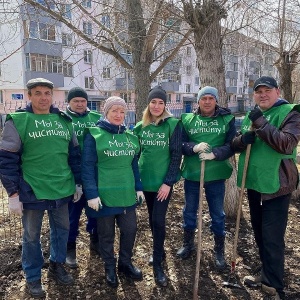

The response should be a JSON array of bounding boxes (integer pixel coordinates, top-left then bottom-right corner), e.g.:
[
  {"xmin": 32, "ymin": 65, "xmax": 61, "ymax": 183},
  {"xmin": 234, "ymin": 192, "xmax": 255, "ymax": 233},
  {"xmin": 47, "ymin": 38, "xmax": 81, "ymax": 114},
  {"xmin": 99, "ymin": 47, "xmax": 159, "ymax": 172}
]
[{"xmin": 141, "ymin": 105, "xmax": 173, "ymax": 127}]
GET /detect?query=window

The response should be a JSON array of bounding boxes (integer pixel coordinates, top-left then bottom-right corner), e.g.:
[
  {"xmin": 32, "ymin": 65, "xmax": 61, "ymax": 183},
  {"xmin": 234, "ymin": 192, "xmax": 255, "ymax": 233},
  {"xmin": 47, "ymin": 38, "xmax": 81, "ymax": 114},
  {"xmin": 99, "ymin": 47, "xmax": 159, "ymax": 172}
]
[
  {"xmin": 233, "ymin": 63, "xmax": 238, "ymax": 71},
  {"xmin": 62, "ymin": 33, "xmax": 72, "ymax": 46},
  {"xmin": 103, "ymin": 67, "xmax": 111, "ymax": 79},
  {"xmin": 85, "ymin": 76, "xmax": 94, "ymax": 89},
  {"xmin": 12, "ymin": 94, "xmax": 24, "ymax": 100},
  {"xmin": 187, "ymin": 47, "xmax": 192, "ymax": 57},
  {"xmin": 195, "ymin": 76, "xmax": 199, "ymax": 85},
  {"xmin": 36, "ymin": 0, "xmax": 55, "ymax": 10},
  {"xmin": 120, "ymin": 92, "xmax": 130, "ymax": 103},
  {"xmin": 25, "ymin": 53, "xmax": 62, "ymax": 74},
  {"xmin": 185, "ymin": 84, "xmax": 191, "ymax": 93},
  {"xmin": 84, "ymin": 50, "xmax": 93, "ymax": 64},
  {"xmin": 63, "ymin": 61, "xmax": 73, "ymax": 77},
  {"xmin": 82, "ymin": 0, "xmax": 92, "ymax": 8},
  {"xmin": 176, "ymin": 94, "xmax": 181, "ymax": 103},
  {"xmin": 186, "ymin": 65, "xmax": 191, "ymax": 76},
  {"xmin": 229, "ymin": 78, "xmax": 237, "ymax": 86},
  {"xmin": 167, "ymin": 94, "xmax": 171, "ymax": 103},
  {"xmin": 101, "ymin": 15, "xmax": 110, "ymax": 28},
  {"xmin": 29, "ymin": 21, "xmax": 56, "ymax": 41},
  {"xmin": 62, "ymin": 4, "xmax": 72, "ymax": 19},
  {"xmin": 83, "ymin": 22, "xmax": 92, "ymax": 35}
]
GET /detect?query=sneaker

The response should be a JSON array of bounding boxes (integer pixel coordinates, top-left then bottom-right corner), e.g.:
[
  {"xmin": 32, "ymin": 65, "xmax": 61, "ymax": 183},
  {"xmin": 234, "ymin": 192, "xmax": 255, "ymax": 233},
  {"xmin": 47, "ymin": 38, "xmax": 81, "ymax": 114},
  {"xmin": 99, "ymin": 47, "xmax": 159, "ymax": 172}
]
[
  {"xmin": 262, "ymin": 284, "xmax": 283, "ymax": 300},
  {"xmin": 26, "ymin": 279, "xmax": 46, "ymax": 298},
  {"xmin": 243, "ymin": 265, "xmax": 262, "ymax": 287},
  {"xmin": 48, "ymin": 260, "xmax": 74, "ymax": 285}
]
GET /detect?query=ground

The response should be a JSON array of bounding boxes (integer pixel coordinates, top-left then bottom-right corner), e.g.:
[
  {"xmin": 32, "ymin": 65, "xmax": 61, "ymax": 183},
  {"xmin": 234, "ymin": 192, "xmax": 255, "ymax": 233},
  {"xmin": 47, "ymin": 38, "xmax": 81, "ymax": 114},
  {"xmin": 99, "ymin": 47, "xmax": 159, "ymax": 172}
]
[{"xmin": 0, "ymin": 180, "xmax": 299, "ymax": 300}]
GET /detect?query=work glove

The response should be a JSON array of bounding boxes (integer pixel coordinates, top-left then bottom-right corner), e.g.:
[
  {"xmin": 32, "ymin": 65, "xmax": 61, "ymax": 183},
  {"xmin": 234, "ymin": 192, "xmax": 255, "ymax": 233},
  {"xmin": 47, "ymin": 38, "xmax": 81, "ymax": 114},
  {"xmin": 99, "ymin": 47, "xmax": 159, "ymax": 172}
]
[
  {"xmin": 241, "ymin": 131, "xmax": 256, "ymax": 145},
  {"xmin": 8, "ymin": 195, "xmax": 23, "ymax": 216},
  {"xmin": 136, "ymin": 191, "xmax": 145, "ymax": 206},
  {"xmin": 199, "ymin": 152, "xmax": 215, "ymax": 161},
  {"xmin": 193, "ymin": 142, "xmax": 211, "ymax": 153},
  {"xmin": 73, "ymin": 184, "xmax": 83, "ymax": 202},
  {"xmin": 87, "ymin": 197, "xmax": 103, "ymax": 211},
  {"xmin": 249, "ymin": 107, "xmax": 263, "ymax": 122}
]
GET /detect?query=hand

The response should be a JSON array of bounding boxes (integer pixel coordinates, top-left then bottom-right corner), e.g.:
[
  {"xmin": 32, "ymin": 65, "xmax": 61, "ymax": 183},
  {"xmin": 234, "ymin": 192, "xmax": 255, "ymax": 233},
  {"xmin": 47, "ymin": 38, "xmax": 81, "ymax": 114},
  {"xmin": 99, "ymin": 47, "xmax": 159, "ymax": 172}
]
[
  {"xmin": 249, "ymin": 107, "xmax": 263, "ymax": 122},
  {"xmin": 193, "ymin": 142, "xmax": 211, "ymax": 153},
  {"xmin": 199, "ymin": 152, "xmax": 215, "ymax": 161},
  {"xmin": 87, "ymin": 197, "xmax": 102, "ymax": 211},
  {"xmin": 73, "ymin": 184, "xmax": 83, "ymax": 202},
  {"xmin": 241, "ymin": 131, "xmax": 256, "ymax": 145},
  {"xmin": 157, "ymin": 184, "xmax": 171, "ymax": 201},
  {"xmin": 136, "ymin": 191, "xmax": 145, "ymax": 206},
  {"xmin": 8, "ymin": 195, "xmax": 23, "ymax": 216}
]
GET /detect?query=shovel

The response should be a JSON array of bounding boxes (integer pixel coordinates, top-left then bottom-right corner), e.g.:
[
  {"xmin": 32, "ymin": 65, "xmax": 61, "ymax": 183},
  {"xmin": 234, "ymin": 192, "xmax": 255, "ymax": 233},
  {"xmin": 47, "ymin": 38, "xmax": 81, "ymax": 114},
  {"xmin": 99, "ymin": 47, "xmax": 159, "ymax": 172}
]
[
  {"xmin": 223, "ymin": 144, "xmax": 251, "ymax": 289},
  {"xmin": 193, "ymin": 160, "xmax": 205, "ymax": 299}
]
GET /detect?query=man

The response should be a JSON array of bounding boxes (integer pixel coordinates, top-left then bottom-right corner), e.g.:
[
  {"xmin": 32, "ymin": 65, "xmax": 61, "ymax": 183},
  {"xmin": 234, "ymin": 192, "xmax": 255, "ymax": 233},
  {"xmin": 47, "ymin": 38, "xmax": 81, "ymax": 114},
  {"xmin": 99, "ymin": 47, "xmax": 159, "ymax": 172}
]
[
  {"xmin": 0, "ymin": 78, "xmax": 81, "ymax": 298},
  {"xmin": 177, "ymin": 86, "xmax": 236, "ymax": 270},
  {"xmin": 65, "ymin": 87, "xmax": 102, "ymax": 268},
  {"xmin": 232, "ymin": 76, "xmax": 300, "ymax": 300}
]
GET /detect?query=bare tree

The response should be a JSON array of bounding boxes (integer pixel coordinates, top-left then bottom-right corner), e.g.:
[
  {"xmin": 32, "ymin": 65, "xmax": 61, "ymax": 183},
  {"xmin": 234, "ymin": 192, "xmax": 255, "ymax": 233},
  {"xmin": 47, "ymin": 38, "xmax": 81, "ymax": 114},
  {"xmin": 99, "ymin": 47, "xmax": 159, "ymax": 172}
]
[{"xmin": 22, "ymin": 0, "xmax": 192, "ymax": 119}]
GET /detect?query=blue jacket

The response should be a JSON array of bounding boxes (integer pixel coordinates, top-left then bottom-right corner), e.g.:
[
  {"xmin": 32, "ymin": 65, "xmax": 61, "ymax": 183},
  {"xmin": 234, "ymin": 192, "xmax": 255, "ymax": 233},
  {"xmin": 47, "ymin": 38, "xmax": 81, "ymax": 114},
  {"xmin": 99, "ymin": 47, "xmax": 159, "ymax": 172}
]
[
  {"xmin": 0, "ymin": 104, "xmax": 81, "ymax": 210},
  {"xmin": 82, "ymin": 119, "xmax": 142, "ymax": 217}
]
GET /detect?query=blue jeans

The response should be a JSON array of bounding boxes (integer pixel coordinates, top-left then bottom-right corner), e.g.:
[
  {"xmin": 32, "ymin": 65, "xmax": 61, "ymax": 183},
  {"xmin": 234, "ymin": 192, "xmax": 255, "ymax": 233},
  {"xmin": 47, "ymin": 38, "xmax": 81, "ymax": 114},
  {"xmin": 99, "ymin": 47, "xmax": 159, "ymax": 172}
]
[
  {"xmin": 68, "ymin": 194, "xmax": 97, "ymax": 243},
  {"xmin": 183, "ymin": 179, "xmax": 225, "ymax": 237},
  {"xmin": 22, "ymin": 203, "xmax": 69, "ymax": 282}
]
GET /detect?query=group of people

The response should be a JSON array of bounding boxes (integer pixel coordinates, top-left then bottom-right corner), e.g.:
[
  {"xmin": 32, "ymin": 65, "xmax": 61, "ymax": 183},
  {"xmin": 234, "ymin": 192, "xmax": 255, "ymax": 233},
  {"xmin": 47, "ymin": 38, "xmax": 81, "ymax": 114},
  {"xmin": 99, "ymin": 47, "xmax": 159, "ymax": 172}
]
[{"xmin": 0, "ymin": 76, "xmax": 299, "ymax": 300}]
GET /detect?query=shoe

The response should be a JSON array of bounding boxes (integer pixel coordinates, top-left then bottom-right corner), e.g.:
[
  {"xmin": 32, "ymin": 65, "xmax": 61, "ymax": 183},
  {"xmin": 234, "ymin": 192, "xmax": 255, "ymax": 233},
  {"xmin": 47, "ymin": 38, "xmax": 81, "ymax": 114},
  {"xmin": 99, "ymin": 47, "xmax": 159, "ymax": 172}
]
[
  {"xmin": 66, "ymin": 242, "xmax": 78, "ymax": 269},
  {"xmin": 153, "ymin": 264, "xmax": 168, "ymax": 287},
  {"xmin": 105, "ymin": 268, "xmax": 118, "ymax": 288},
  {"xmin": 262, "ymin": 284, "xmax": 283, "ymax": 300},
  {"xmin": 26, "ymin": 279, "xmax": 46, "ymax": 298},
  {"xmin": 243, "ymin": 265, "xmax": 262, "ymax": 287},
  {"xmin": 118, "ymin": 263, "xmax": 143, "ymax": 281},
  {"xmin": 149, "ymin": 251, "xmax": 166, "ymax": 266},
  {"xmin": 176, "ymin": 229, "xmax": 195, "ymax": 260},
  {"xmin": 214, "ymin": 235, "xmax": 226, "ymax": 270},
  {"xmin": 48, "ymin": 260, "xmax": 74, "ymax": 285}
]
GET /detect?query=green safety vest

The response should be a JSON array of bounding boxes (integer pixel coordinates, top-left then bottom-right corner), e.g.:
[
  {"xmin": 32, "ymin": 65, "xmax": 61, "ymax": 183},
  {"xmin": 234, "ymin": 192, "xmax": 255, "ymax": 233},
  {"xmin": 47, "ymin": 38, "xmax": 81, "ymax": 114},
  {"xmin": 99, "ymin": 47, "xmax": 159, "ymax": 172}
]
[
  {"xmin": 133, "ymin": 118, "xmax": 180, "ymax": 191},
  {"xmin": 238, "ymin": 104, "xmax": 300, "ymax": 193},
  {"xmin": 67, "ymin": 110, "xmax": 101, "ymax": 150},
  {"xmin": 7, "ymin": 112, "xmax": 75, "ymax": 200},
  {"xmin": 181, "ymin": 113, "xmax": 233, "ymax": 182},
  {"xmin": 87, "ymin": 127, "xmax": 140, "ymax": 207}
]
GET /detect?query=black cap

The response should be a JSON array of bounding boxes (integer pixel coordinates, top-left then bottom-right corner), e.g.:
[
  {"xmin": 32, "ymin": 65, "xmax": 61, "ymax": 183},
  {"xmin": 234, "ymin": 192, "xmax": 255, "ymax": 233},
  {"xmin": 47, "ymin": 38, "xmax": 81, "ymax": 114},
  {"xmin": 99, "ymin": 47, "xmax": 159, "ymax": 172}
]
[
  {"xmin": 67, "ymin": 87, "xmax": 88, "ymax": 102},
  {"xmin": 147, "ymin": 86, "xmax": 167, "ymax": 104},
  {"xmin": 26, "ymin": 78, "xmax": 54, "ymax": 89},
  {"xmin": 253, "ymin": 76, "xmax": 278, "ymax": 91}
]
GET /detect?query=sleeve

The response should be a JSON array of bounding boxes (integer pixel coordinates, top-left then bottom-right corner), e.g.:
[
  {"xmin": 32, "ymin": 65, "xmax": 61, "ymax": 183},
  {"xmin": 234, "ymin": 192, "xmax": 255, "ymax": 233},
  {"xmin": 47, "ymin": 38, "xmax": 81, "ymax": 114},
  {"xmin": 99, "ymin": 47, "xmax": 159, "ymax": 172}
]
[
  {"xmin": 212, "ymin": 118, "xmax": 236, "ymax": 161},
  {"xmin": 68, "ymin": 132, "xmax": 81, "ymax": 184},
  {"xmin": 163, "ymin": 122, "xmax": 182, "ymax": 186},
  {"xmin": 81, "ymin": 133, "xmax": 99, "ymax": 200},
  {"xmin": 132, "ymin": 155, "xmax": 143, "ymax": 191},
  {"xmin": 182, "ymin": 126, "xmax": 197, "ymax": 156},
  {"xmin": 0, "ymin": 120, "xmax": 22, "ymax": 196}
]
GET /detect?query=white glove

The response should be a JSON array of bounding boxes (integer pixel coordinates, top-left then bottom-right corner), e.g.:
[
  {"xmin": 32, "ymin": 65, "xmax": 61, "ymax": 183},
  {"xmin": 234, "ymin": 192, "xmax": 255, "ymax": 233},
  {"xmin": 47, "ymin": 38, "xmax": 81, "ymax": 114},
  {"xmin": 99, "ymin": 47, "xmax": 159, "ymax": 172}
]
[
  {"xmin": 136, "ymin": 191, "xmax": 145, "ymax": 206},
  {"xmin": 87, "ymin": 197, "xmax": 103, "ymax": 211},
  {"xmin": 8, "ymin": 195, "xmax": 23, "ymax": 216},
  {"xmin": 73, "ymin": 184, "xmax": 83, "ymax": 202},
  {"xmin": 193, "ymin": 142, "xmax": 211, "ymax": 153},
  {"xmin": 199, "ymin": 152, "xmax": 215, "ymax": 161}
]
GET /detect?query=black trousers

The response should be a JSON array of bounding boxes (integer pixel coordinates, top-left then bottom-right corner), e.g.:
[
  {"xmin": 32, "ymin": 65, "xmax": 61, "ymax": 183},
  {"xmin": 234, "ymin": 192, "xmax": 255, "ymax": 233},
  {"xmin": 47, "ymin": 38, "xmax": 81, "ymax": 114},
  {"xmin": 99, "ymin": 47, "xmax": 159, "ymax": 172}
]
[
  {"xmin": 97, "ymin": 209, "xmax": 137, "ymax": 269},
  {"xmin": 247, "ymin": 189, "xmax": 290, "ymax": 294},
  {"xmin": 144, "ymin": 190, "xmax": 171, "ymax": 265}
]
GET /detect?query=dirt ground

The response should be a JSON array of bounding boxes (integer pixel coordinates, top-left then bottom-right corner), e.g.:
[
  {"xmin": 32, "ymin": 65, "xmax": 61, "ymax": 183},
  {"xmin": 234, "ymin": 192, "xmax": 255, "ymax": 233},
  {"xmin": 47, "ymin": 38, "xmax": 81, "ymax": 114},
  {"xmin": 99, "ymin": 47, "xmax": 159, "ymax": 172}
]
[{"xmin": 0, "ymin": 180, "xmax": 299, "ymax": 300}]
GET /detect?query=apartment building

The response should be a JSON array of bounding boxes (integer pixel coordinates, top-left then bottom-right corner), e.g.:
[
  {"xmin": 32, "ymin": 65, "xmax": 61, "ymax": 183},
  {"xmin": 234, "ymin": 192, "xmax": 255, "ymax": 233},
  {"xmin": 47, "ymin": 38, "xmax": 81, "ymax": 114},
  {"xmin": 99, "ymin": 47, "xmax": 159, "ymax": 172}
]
[{"xmin": 0, "ymin": 1, "xmax": 279, "ymax": 126}]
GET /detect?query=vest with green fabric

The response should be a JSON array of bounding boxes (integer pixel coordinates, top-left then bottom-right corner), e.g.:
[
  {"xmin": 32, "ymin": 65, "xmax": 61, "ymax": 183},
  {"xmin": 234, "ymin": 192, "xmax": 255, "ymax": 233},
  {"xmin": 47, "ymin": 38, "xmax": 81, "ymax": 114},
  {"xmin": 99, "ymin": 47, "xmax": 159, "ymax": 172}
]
[
  {"xmin": 7, "ymin": 112, "xmax": 75, "ymax": 200},
  {"xmin": 238, "ymin": 103, "xmax": 300, "ymax": 193},
  {"xmin": 68, "ymin": 111, "xmax": 101, "ymax": 149},
  {"xmin": 181, "ymin": 113, "xmax": 233, "ymax": 182},
  {"xmin": 87, "ymin": 127, "xmax": 140, "ymax": 207},
  {"xmin": 134, "ymin": 118, "xmax": 180, "ymax": 191}
]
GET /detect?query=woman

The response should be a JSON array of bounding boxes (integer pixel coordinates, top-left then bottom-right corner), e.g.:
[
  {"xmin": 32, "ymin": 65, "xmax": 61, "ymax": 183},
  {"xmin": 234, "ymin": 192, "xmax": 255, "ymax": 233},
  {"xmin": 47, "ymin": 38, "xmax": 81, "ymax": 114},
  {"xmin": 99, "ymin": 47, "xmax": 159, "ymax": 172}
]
[
  {"xmin": 82, "ymin": 96, "xmax": 144, "ymax": 288},
  {"xmin": 133, "ymin": 86, "xmax": 182, "ymax": 287}
]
